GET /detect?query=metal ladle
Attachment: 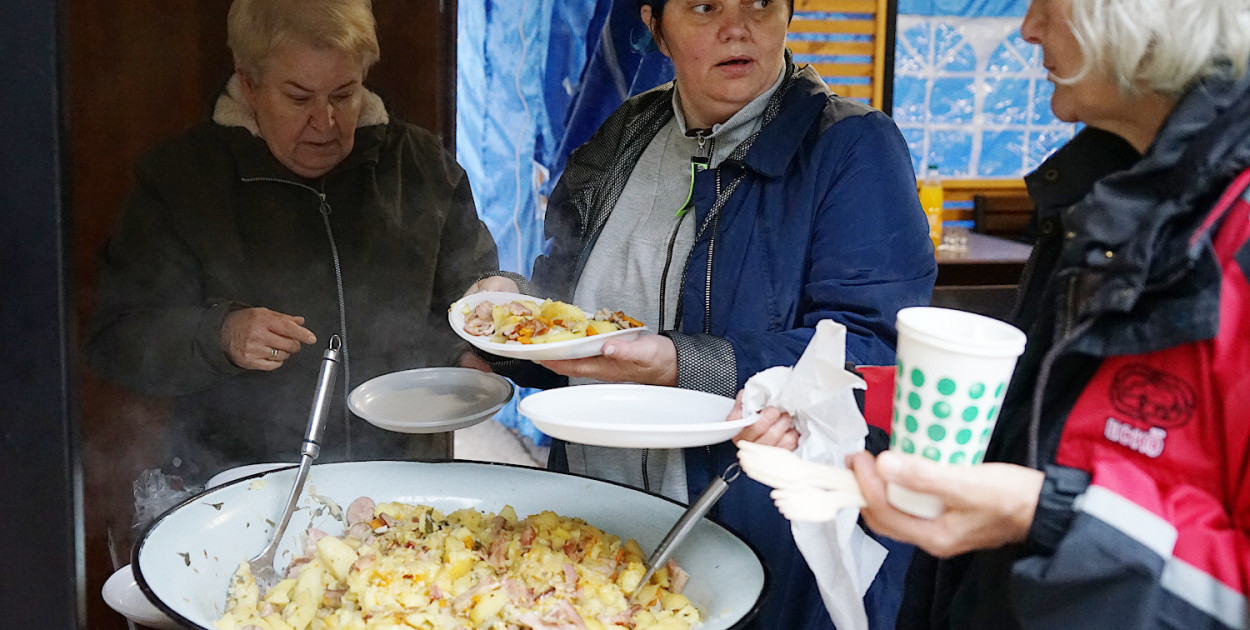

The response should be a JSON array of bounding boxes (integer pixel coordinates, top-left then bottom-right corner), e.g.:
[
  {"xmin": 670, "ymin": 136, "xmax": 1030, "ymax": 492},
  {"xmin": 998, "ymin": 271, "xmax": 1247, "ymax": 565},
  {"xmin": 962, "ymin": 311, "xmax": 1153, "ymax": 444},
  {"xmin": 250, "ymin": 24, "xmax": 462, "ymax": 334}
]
[
  {"xmin": 246, "ymin": 335, "xmax": 342, "ymax": 591},
  {"xmin": 635, "ymin": 463, "xmax": 741, "ymax": 596}
]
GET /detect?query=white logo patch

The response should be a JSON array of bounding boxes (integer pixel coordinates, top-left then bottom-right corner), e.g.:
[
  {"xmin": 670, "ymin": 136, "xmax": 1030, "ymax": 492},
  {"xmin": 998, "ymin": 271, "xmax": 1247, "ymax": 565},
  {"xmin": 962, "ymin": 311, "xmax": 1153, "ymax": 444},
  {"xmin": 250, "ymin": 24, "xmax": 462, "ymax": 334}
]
[{"xmin": 1104, "ymin": 417, "xmax": 1167, "ymax": 458}]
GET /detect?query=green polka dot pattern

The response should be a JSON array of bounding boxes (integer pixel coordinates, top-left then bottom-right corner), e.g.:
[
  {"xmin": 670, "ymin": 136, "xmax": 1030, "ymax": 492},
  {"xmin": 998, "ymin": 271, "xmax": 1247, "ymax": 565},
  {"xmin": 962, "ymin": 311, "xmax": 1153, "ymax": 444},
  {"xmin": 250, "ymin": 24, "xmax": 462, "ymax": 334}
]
[{"xmin": 889, "ymin": 359, "xmax": 1013, "ymax": 469}]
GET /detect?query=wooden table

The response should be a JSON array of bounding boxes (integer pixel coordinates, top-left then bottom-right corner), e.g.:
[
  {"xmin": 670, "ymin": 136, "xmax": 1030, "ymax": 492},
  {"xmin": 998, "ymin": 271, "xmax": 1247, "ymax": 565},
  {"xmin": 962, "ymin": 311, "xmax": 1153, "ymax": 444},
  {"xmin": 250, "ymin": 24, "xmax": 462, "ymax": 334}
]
[
  {"xmin": 935, "ymin": 231, "xmax": 1034, "ymax": 286},
  {"xmin": 931, "ymin": 232, "xmax": 1035, "ymax": 321}
]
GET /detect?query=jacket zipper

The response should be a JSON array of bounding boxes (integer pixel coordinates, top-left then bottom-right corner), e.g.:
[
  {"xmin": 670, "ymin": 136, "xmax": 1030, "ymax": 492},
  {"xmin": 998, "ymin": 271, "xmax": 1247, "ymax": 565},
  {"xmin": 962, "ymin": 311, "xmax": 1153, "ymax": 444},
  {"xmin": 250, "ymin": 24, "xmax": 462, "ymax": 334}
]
[
  {"xmin": 241, "ymin": 176, "xmax": 354, "ymax": 456},
  {"xmin": 1009, "ymin": 223, "xmax": 1049, "ymax": 322},
  {"xmin": 647, "ymin": 132, "xmax": 714, "ymax": 492},
  {"xmin": 658, "ymin": 132, "xmax": 713, "ymax": 330},
  {"xmin": 704, "ymin": 172, "xmax": 722, "ymax": 334},
  {"xmin": 1026, "ymin": 272, "xmax": 1082, "ymax": 467}
]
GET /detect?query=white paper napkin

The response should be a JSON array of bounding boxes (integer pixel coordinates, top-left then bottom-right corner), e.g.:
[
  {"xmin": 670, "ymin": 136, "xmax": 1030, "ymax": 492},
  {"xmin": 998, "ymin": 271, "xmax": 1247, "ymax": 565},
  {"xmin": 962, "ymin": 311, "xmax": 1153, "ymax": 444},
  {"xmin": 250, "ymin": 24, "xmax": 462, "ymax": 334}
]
[{"xmin": 740, "ymin": 320, "xmax": 886, "ymax": 630}]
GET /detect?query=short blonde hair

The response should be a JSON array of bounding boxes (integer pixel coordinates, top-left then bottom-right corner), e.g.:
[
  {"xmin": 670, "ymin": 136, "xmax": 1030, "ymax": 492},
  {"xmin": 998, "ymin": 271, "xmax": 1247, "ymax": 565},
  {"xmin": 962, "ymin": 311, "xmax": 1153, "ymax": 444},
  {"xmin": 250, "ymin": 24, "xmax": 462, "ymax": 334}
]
[
  {"xmin": 228, "ymin": 0, "xmax": 381, "ymax": 81},
  {"xmin": 1062, "ymin": 0, "xmax": 1250, "ymax": 97}
]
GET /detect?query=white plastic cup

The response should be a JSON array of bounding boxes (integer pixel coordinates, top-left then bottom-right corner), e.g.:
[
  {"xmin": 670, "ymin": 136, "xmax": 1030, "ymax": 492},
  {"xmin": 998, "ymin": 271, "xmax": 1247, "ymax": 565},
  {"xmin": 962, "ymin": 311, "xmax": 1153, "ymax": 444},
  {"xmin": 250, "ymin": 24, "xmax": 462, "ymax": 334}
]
[{"xmin": 887, "ymin": 307, "xmax": 1027, "ymax": 519}]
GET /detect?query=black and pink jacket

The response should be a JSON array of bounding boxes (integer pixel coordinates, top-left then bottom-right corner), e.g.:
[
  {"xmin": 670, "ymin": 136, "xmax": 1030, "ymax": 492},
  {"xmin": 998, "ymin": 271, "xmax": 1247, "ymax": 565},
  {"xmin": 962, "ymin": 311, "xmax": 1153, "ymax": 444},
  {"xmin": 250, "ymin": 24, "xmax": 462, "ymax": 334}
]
[{"xmin": 897, "ymin": 66, "xmax": 1250, "ymax": 629}]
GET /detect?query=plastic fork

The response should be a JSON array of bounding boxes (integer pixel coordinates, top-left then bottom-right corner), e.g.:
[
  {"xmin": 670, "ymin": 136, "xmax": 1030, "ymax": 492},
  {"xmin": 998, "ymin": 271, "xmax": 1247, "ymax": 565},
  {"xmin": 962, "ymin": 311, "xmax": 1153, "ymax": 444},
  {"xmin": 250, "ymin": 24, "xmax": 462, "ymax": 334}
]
[
  {"xmin": 735, "ymin": 441, "xmax": 860, "ymax": 492},
  {"xmin": 770, "ymin": 486, "xmax": 865, "ymax": 522},
  {"xmin": 735, "ymin": 441, "xmax": 865, "ymax": 523},
  {"xmin": 246, "ymin": 336, "xmax": 341, "ymax": 592}
]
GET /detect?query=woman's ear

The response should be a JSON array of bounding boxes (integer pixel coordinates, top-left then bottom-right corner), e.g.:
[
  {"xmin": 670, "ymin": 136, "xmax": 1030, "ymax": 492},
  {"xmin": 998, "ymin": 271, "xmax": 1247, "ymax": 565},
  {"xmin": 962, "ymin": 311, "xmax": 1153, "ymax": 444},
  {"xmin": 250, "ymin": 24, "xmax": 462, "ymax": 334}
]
[
  {"xmin": 640, "ymin": 5, "xmax": 668, "ymax": 55},
  {"xmin": 236, "ymin": 66, "xmax": 255, "ymax": 95}
]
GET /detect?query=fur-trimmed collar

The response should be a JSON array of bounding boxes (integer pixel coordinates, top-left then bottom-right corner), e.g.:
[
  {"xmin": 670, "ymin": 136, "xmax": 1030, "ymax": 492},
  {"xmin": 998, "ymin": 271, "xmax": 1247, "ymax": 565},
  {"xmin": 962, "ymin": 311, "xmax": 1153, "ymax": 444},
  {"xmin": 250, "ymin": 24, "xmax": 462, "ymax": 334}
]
[{"xmin": 212, "ymin": 73, "xmax": 389, "ymax": 136}]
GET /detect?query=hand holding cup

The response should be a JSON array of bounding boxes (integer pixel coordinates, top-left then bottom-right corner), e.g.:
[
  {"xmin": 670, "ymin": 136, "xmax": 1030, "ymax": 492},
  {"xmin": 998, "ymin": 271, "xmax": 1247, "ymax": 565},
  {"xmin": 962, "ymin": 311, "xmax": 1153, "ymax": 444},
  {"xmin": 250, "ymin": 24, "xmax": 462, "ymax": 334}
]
[
  {"xmin": 885, "ymin": 307, "xmax": 1026, "ymax": 518},
  {"xmin": 847, "ymin": 450, "xmax": 1043, "ymax": 557}
]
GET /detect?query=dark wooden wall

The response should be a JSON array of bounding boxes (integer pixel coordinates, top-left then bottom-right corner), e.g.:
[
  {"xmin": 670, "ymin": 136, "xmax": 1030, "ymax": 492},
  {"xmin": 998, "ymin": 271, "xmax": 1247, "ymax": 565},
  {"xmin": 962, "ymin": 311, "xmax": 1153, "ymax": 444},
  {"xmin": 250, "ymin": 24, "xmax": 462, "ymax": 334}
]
[{"xmin": 64, "ymin": 2, "xmax": 457, "ymax": 627}]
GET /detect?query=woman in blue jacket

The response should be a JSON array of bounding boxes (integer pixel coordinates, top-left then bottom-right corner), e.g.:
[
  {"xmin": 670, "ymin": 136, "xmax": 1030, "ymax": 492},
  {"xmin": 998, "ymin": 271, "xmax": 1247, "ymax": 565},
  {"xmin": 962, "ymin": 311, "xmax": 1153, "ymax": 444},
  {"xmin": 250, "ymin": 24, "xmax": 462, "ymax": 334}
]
[{"xmin": 471, "ymin": 1, "xmax": 935, "ymax": 627}]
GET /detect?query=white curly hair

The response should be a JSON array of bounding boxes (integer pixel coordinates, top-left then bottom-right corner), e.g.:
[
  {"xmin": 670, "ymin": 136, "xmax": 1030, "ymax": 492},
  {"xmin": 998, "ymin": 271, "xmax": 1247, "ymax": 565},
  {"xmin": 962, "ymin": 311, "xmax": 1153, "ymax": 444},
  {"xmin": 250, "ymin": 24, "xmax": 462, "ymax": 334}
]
[{"xmin": 1057, "ymin": 0, "xmax": 1250, "ymax": 97}]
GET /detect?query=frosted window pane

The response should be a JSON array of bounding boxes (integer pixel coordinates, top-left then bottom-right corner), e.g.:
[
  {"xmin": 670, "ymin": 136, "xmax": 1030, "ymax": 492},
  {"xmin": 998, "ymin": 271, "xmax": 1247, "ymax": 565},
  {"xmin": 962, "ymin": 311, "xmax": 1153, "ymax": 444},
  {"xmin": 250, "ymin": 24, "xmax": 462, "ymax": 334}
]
[
  {"xmin": 930, "ymin": 130, "xmax": 974, "ymax": 175},
  {"xmin": 934, "ymin": 24, "xmax": 976, "ymax": 72},
  {"xmin": 980, "ymin": 130, "xmax": 1028, "ymax": 176},
  {"xmin": 983, "ymin": 77, "xmax": 1030, "ymax": 125},
  {"xmin": 893, "ymin": 15, "xmax": 1077, "ymax": 178},
  {"xmin": 931, "ymin": 78, "xmax": 977, "ymax": 124}
]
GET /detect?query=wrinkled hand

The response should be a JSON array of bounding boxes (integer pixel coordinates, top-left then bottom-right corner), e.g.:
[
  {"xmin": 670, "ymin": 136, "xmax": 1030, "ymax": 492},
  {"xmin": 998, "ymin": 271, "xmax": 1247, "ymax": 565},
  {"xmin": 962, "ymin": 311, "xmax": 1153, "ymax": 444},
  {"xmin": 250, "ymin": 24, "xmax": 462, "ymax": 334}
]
[
  {"xmin": 538, "ymin": 335, "xmax": 677, "ymax": 386},
  {"xmin": 221, "ymin": 307, "xmax": 317, "ymax": 371},
  {"xmin": 462, "ymin": 275, "xmax": 519, "ymax": 298},
  {"xmin": 731, "ymin": 393, "xmax": 800, "ymax": 451},
  {"xmin": 847, "ymin": 450, "xmax": 1044, "ymax": 558}
]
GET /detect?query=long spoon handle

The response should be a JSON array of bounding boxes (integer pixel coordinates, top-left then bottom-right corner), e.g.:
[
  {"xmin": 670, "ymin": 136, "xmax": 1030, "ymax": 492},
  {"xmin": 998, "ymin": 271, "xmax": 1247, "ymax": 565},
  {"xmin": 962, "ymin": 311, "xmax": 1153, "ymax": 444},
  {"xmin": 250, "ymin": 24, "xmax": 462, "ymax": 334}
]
[
  {"xmin": 248, "ymin": 336, "xmax": 342, "ymax": 586},
  {"xmin": 636, "ymin": 464, "xmax": 739, "ymax": 594}
]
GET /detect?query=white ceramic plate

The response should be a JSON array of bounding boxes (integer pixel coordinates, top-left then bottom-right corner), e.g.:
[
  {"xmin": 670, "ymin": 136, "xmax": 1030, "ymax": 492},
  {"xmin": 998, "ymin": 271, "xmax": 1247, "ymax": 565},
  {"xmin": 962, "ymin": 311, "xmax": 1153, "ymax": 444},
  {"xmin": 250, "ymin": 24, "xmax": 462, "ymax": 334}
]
[
  {"xmin": 102, "ymin": 564, "xmax": 182, "ymax": 630},
  {"xmin": 519, "ymin": 384, "xmax": 746, "ymax": 448},
  {"xmin": 348, "ymin": 367, "xmax": 514, "ymax": 433},
  {"xmin": 449, "ymin": 291, "xmax": 649, "ymax": 360},
  {"xmin": 133, "ymin": 461, "xmax": 766, "ymax": 629}
]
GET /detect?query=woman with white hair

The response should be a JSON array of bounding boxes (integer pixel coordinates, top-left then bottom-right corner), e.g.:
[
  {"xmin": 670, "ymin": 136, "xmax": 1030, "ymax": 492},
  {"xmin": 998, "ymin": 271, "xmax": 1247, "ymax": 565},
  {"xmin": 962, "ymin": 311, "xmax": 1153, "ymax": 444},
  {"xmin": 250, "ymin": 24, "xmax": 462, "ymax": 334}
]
[
  {"xmin": 87, "ymin": 0, "xmax": 499, "ymax": 483},
  {"xmin": 835, "ymin": 0, "xmax": 1250, "ymax": 627},
  {"xmin": 739, "ymin": 0, "xmax": 1250, "ymax": 626}
]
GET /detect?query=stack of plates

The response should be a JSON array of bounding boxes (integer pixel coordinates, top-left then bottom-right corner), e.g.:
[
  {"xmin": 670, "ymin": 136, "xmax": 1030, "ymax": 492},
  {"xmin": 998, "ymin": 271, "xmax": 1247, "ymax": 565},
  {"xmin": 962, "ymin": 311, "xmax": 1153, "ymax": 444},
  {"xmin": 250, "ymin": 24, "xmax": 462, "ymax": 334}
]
[{"xmin": 519, "ymin": 384, "xmax": 746, "ymax": 448}]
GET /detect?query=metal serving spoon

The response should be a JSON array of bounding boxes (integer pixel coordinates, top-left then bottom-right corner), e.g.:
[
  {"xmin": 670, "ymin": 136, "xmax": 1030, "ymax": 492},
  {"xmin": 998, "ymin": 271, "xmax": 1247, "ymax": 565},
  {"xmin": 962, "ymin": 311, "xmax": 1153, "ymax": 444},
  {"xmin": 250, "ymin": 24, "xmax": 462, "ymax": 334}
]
[
  {"xmin": 246, "ymin": 335, "xmax": 342, "ymax": 591},
  {"xmin": 634, "ymin": 463, "xmax": 741, "ymax": 596}
]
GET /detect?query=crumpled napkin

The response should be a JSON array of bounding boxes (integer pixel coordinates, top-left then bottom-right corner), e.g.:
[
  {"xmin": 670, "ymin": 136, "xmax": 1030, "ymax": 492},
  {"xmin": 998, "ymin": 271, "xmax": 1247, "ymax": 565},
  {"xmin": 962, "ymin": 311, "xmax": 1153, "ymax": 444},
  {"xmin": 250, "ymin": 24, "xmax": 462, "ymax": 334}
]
[{"xmin": 740, "ymin": 319, "xmax": 886, "ymax": 630}]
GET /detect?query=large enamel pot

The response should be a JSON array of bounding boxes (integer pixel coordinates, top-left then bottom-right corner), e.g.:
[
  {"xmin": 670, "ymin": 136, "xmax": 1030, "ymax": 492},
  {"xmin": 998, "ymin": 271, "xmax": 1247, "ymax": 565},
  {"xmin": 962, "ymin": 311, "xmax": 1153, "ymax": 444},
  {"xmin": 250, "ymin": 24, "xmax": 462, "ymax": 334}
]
[{"xmin": 133, "ymin": 460, "xmax": 767, "ymax": 629}]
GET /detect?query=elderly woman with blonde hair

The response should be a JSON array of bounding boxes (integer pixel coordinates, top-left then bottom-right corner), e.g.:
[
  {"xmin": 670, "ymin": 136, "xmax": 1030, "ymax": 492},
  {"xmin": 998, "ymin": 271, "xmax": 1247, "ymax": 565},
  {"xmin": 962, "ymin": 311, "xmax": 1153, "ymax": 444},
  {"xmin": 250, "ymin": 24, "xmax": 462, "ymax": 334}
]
[
  {"xmin": 804, "ymin": 0, "xmax": 1250, "ymax": 627},
  {"xmin": 87, "ymin": 0, "xmax": 498, "ymax": 483}
]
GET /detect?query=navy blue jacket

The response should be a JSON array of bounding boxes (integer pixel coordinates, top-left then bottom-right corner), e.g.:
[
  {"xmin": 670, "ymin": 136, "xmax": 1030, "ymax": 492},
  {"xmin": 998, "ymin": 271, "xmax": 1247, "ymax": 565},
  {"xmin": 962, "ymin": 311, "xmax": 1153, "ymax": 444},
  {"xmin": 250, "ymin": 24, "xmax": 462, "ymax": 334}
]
[{"xmin": 514, "ymin": 57, "xmax": 935, "ymax": 630}]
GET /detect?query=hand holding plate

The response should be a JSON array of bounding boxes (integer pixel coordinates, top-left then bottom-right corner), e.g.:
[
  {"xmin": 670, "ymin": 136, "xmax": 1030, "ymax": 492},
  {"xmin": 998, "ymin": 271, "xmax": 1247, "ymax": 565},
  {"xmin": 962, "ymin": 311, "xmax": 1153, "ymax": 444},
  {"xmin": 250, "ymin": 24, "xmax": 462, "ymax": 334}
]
[
  {"xmin": 731, "ymin": 398, "xmax": 800, "ymax": 451},
  {"xmin": 538, "ymin": 335, "xmax": 678, "ymax": 386}
]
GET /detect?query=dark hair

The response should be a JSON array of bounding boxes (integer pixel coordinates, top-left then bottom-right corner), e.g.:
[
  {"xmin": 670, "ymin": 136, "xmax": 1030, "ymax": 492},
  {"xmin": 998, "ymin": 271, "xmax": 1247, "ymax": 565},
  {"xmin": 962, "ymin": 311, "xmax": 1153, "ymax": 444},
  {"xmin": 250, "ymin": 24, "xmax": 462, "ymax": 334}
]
[
  {"xmin": 637, "ymin": 0, "xmax": 796, "ymax": 21},
  {"xmin": 635, "ymin": 0, "xmax": 795, "ymax": 52}
]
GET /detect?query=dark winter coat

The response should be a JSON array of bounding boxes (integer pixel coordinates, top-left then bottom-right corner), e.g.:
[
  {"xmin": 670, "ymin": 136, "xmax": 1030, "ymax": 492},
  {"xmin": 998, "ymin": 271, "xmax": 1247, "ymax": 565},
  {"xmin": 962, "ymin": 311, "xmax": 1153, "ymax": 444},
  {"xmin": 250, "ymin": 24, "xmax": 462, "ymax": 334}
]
[{"xmin": 87, "ymin": 81, "xmax": 499, "ymax": 483}]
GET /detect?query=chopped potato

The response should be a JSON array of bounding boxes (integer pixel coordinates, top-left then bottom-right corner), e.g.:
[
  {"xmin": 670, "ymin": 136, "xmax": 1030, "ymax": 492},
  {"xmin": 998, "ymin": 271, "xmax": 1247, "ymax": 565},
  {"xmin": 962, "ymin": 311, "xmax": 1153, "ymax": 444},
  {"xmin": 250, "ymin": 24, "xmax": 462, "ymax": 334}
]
[
  {"xmin": 462, "ymin": 297, "xmax": 642, "ymax": 345},
  {"xmin": 219, "ymin": 501, "xmax": 698, "ymax": 630}
]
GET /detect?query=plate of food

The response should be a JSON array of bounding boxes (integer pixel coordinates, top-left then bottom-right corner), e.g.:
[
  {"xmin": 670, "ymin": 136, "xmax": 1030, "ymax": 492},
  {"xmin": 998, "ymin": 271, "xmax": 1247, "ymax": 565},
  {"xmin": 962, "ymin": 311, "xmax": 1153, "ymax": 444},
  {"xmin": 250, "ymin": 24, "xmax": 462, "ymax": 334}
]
[
  {"xmin": 449, "ymin": 291, "xmax": 649, "ymax": 361},
  {"xmin": 133, "ymin": 461, "xmax": 766, "ymax": 630},
  {"xmin": 519, "ymin": 384, "xmax": 749, "ymax": 448}
]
